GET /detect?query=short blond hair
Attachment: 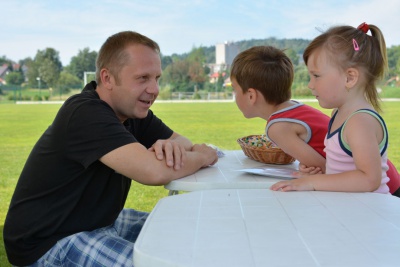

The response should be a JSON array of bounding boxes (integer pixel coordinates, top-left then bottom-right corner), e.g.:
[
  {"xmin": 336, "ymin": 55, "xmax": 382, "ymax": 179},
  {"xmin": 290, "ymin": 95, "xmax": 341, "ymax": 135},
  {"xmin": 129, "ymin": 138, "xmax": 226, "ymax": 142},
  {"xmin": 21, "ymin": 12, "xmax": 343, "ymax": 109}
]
[{"xmin": 96, "ymin": 31, "xmax": 160, "ymax": 85}]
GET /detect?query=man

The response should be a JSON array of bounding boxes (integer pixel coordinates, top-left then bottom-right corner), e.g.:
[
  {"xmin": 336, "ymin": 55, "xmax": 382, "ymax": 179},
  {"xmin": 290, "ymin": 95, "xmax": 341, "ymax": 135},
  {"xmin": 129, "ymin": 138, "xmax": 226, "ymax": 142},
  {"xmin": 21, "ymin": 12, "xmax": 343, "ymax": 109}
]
[{"xmin": 4, "ymin": 31, "xmax": 218, "ymax": 266}]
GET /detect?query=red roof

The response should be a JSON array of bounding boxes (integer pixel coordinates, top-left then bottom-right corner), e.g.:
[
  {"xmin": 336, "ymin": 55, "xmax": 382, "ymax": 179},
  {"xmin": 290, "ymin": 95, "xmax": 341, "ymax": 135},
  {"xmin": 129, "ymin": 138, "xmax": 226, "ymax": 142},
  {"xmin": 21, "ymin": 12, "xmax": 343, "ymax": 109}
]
[{"xmin": 210, "ymin": 72, "xmax": 226, "ymax": 78}]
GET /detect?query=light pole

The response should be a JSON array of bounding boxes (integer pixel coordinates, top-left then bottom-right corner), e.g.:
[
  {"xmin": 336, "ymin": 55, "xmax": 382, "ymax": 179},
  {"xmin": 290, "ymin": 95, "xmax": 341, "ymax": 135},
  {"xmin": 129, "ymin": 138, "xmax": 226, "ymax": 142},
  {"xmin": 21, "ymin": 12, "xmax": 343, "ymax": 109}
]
[{"xmin": 36, "ymin": 77, "xmax": 41, "ymax": 100}]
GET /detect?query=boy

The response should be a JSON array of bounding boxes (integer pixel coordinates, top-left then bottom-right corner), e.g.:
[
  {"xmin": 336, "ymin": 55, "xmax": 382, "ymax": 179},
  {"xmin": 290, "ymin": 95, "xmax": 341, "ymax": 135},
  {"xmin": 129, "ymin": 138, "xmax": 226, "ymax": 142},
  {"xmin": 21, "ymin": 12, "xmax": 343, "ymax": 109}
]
[{"xmin": 230, "ymin": 46, "xmax": 329, "ymax": 172}]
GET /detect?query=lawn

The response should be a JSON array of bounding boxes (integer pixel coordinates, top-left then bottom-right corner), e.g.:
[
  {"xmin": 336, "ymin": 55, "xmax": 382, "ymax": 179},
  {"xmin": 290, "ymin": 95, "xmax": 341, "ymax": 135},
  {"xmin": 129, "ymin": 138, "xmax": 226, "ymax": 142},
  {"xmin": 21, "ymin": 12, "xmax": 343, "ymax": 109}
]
[{"xmin": 1, "ymin": 100, "xmax": 399, "ymax": 265}]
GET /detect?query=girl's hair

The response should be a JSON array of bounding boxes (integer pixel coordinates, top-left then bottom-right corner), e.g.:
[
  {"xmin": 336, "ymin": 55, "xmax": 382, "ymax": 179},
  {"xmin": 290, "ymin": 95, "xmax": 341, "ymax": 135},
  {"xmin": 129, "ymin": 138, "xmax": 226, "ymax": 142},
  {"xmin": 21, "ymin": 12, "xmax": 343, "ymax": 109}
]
[
  {"xmin": 96, "ymin": 31, "xmax": 160, "ymax": 85},
  {"xmin": 230, "ymin": 46, "xmax": 293, "ymax": 104},
  {"xmin": 303, "ymin": 23, "xmax": 388, "ymax": 112}
]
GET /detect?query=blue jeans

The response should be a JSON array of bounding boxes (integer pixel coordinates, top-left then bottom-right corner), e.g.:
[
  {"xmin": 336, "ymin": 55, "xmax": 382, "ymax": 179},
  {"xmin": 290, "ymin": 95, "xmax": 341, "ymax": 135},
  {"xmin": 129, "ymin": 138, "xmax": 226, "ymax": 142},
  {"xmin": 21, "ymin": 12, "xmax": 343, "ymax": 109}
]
[{"xmin": 29, "ymin": 209, "xmax": 148, "ymax": 267}]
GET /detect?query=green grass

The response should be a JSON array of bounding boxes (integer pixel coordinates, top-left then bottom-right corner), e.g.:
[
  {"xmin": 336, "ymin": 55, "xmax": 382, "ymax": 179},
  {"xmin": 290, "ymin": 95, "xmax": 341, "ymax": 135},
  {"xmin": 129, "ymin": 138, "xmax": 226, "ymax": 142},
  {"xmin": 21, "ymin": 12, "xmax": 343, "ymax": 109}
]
[
  {"xmin": 1, "ymin": 100, "xmax": 399, "ymax": 264},
  {"xmin": 380, "ymin": 85, "xmax": 400, "ymax": 98}
]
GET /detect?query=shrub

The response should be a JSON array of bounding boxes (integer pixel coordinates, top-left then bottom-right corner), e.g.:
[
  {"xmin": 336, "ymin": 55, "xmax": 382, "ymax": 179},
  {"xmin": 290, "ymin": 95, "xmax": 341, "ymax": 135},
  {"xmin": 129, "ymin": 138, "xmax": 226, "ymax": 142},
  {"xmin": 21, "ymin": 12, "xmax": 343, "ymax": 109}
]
[
  {"xmin": 292, "ymin": 86, "xmax": 313, "ymax": 97},
  {"xmin": 33, "ymin": 95, "xmax": 42, "ymax": 101},
  {"xmin": 192, "ymin": 92, "xmax": 202, "ymax": 99}
]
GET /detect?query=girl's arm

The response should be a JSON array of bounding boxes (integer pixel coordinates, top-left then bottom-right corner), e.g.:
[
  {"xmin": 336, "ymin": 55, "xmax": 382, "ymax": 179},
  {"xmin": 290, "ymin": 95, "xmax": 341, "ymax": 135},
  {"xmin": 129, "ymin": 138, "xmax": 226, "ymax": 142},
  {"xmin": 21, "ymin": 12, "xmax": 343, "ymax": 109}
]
[{"xmin": 270, "ymin": 113, "xmax": 383, "ymax": 192}]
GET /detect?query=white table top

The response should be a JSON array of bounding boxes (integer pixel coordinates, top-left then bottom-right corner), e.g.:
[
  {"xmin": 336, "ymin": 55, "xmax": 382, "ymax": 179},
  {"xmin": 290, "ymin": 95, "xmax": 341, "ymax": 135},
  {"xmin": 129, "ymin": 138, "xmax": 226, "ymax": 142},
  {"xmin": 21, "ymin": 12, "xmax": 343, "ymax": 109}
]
[
  {"xmin": 165, "ymin": 150, "xmax": 299, "ymax": 193},
  {"xmin": 134, "ymin": 189, "xmax": 400, "ymax": 267}
]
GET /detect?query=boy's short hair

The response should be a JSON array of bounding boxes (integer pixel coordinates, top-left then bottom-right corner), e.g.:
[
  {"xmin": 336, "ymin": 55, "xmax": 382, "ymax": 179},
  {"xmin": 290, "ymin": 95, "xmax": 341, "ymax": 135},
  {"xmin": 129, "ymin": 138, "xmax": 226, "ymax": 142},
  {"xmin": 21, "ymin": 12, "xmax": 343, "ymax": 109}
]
[{"xmin": 230, "ymin": 46, "xmax": 293, "ymax": 104}]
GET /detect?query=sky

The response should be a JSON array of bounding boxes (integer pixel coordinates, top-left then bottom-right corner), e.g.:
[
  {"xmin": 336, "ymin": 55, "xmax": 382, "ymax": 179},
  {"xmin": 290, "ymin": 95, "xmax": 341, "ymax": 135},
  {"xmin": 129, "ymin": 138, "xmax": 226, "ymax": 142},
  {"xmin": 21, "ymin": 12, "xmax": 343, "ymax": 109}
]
[{"xmin": 1, "ymin": 0, "xmax": 400, "ymax": 66}]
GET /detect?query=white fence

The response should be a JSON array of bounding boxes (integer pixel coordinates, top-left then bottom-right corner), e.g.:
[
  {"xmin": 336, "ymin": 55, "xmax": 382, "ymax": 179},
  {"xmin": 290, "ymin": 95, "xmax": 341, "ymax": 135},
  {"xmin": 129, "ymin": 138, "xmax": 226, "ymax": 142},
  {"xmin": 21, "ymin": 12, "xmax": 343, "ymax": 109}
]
[{"xmin": 164, "ymin": 92, "xmax": 234, "ymax": 101}]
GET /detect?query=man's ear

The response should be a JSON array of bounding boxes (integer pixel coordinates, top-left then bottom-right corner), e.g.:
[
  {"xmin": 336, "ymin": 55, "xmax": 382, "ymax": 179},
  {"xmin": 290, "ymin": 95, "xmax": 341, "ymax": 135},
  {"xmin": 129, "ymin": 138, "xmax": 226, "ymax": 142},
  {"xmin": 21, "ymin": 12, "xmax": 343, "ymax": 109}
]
[
  {"xmin": 100, "ymin": 68, "xmax": 113, "ymax": 90},
  {"xmin": 345, "ymin": 68, "xmax": 359, "ymax": 88},
  {"xmin": 247, "ymin": 88, "xmax": 258, "ymax": 104}
]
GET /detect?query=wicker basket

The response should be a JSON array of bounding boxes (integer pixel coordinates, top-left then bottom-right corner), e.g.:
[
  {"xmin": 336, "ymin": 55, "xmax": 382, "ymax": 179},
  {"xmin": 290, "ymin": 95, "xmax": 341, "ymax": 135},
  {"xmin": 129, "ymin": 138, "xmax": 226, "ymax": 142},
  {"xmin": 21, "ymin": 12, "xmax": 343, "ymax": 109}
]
[{"xmin": 237, "ymin": 135, "xmax": 295, "ymax": 164}]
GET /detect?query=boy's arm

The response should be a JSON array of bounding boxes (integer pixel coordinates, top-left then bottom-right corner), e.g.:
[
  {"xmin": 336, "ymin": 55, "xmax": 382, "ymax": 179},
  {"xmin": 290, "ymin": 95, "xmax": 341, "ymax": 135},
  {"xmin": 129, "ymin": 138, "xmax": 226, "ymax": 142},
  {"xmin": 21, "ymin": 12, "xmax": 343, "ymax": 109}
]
[{"xmin": 267, "ymin": 122, "xmax": 326, "ymax": 173}]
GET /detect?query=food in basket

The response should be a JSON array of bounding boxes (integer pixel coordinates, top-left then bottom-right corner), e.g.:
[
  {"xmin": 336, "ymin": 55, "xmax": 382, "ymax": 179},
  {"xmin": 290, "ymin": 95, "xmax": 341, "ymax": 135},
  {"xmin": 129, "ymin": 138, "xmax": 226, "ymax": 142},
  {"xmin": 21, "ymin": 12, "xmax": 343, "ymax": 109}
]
[
  {"xmin": 240, "ymin": 135, "xmax": 277, "ymax": 148},
  {"xmin": 237, "ymin": 135, "xmax": 295, "ymax": 164}
]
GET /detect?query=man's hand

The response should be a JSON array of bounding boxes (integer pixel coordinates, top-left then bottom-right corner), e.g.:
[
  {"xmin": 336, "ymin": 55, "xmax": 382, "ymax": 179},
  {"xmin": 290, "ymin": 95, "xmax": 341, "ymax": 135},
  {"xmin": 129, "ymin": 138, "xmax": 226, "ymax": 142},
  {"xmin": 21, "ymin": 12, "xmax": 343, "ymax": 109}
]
[
  {"xmin": 148, "ymin": 139, "xmax": 187, "ymax": 170},
  {"xmin": 191, "ymin": 144, "xmax": 219, "ymax": 167}
]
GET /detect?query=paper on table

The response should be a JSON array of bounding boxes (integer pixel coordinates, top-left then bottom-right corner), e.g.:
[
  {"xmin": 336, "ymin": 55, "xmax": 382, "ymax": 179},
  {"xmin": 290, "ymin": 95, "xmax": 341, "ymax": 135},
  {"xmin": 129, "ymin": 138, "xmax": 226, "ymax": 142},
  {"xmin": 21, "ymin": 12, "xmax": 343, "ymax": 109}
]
[
  {"xmin": 207, "ymin": 144, "xmax": 225, "ymax": 158},
  {"xmin": 238, "ymin": 167, "xmax": 299, "ymax": 179}
]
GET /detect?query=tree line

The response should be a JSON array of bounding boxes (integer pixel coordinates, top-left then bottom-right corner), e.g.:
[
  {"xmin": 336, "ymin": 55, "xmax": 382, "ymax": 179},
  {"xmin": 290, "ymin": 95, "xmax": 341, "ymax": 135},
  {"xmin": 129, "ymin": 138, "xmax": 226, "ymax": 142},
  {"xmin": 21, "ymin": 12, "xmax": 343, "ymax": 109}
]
[{"xmin": 1, "ymin": 37, "xmax": 400, "ymax": 100}]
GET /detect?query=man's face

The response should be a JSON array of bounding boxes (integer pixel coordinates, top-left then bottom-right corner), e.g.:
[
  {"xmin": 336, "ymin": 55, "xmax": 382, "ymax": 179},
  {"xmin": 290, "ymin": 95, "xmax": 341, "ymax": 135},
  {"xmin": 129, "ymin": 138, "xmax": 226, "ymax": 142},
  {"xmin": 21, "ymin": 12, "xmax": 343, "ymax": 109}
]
[{"xmin": 111, "ymin": 44, "xmax": 162, "ymax": 121}]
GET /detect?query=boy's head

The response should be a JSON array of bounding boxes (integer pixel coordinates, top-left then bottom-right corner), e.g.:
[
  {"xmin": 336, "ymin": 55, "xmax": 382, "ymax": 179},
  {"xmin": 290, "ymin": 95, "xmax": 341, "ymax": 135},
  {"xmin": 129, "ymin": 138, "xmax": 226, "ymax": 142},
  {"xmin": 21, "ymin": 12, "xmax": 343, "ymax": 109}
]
[{"xmin": 230, "ymin": 46, "xmax": 293, "ymax": 104}]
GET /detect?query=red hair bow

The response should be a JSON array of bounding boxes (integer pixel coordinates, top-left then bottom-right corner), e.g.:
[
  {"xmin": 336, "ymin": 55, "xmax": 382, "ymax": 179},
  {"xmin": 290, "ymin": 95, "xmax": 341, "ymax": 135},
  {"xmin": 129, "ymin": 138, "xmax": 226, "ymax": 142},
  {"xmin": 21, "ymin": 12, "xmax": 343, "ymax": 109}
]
[{"xmin": 357, "ymin": 22, "xmax": 369, "ymax": 33}]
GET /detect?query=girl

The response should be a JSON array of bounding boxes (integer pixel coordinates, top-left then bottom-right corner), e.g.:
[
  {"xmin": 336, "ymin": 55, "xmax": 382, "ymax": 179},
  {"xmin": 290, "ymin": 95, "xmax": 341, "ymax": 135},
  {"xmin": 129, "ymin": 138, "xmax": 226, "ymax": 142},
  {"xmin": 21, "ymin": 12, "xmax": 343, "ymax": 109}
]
[{"xmin": 270, "ymin": 22, "xmax": 400, "ymax": 196}]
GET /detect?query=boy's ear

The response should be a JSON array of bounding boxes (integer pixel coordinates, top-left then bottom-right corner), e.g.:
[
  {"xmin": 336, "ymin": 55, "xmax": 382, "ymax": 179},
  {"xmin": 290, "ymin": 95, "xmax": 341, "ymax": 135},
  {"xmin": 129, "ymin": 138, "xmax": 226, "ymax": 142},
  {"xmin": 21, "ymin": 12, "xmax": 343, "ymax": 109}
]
[
  {"xmin": 345, "ymin": 68, "xmax": 359, "ymax": 88},
  {"xmin": 247, "ymin": 88, "xmax": 258, "ymax": 104}
]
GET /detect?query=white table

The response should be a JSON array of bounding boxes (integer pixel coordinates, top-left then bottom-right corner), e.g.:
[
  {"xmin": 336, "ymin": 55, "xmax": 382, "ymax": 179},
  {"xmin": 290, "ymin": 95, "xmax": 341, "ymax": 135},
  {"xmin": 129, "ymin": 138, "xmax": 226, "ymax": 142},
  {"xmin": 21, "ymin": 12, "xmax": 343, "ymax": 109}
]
[
  {"xmin": 165, "ymin": 150, "xmax": 299, "ymax": 195},
  {"xmin": 134, "ymin": 189, "xmax": 400, "ymax": 267}
]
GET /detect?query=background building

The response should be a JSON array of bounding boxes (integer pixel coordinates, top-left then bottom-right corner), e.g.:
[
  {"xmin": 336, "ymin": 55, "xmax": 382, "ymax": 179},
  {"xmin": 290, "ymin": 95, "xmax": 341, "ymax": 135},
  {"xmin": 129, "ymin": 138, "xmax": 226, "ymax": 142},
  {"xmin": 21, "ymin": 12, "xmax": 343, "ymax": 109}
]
[
  {"xmin": 214, "ymin": 42, "xmax": 239, "ymax": 72},
  {"xmin": 209, "ymin": 42, "xmax": 239, "ymax": 84}
]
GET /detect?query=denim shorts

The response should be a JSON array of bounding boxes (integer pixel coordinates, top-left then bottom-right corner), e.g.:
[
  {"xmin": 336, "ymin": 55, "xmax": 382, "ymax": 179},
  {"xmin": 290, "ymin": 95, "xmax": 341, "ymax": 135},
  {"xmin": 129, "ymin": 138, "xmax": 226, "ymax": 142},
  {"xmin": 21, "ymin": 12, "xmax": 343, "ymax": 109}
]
[{"xmin": 29, "ymin": 209, "xmax": 149, "ymax": 267}]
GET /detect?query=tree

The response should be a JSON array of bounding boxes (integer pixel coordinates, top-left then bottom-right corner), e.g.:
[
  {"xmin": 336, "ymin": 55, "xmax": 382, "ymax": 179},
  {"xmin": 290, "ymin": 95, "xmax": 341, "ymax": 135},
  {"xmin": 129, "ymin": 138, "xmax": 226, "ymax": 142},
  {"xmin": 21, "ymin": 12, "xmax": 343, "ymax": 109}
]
[
  {"xmin": 293, "ymin": 65, "xmax": 309, "ymax": 87},
  {"xmin": 27, "ymin": 48, "xmax": 62, "ymax": 88},
  {"xmin": 0, "ymin": 55, "xmax": 13, "ymax": 67},
  {"xmin": 18, "ymin": 57, "xmax": 33, "ymax": 67},
  {"xmin": 58, "ymin": 71, "xmax": 82, "ymax": 88},
  {"xmin": 5, "ymin": 71, "xmax": 24, "ymax": 85},
  {"xmin": 57, "ymin": 71, "xmax": 82, "ymax": 95},
  {"xmin": 284, "ymin": 48, "xmax": 300, "ymax": 66},
  {"xmin": 161, "ymin": 59, "xmax": 191, "ymax": 92},
  {"xmin": 387, "ymin": 45, "xmax": 400, "ymax": 78},
  {"xmin": 65, "ymin": 48, "xmax": 97, "ymax": 80},
  {"xmin": 161, "ymin": 54, "xmax": 173, "ymax": 70},
  {"xmin": 187, "ymin": 47, "xmax": 208, "ymax": 85}
]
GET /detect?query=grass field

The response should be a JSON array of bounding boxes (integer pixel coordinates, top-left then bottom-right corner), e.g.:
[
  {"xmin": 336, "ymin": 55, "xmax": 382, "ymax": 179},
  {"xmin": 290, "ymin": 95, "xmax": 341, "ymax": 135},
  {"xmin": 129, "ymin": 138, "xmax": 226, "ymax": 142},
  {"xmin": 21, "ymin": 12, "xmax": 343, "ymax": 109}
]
[{"xmin": 1, "ymin": 100, "xmax": 399, "ymax": 265}]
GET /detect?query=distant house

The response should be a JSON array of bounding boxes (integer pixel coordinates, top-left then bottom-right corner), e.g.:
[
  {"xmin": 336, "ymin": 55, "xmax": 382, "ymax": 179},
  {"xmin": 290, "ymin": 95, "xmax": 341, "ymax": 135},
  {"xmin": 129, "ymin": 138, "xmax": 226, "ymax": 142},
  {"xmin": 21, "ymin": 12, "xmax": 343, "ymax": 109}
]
[
  {"xmin": 0, "ymin": 64, "xmax": 10, "ymax": 85},
  {"xmin": 209, "ymin": 72, "xmax": 226, "ymax": 84},
  {"xmin": 208, "ymin": 42, "xmax": 239, "ymax": 83},
  {"xmin": 215, "ymin": 42, "xmax": 239, "ymax": 67},
  {"xmin": 20, "ymin": 64, "xmax": 29, "ymax": 82}
]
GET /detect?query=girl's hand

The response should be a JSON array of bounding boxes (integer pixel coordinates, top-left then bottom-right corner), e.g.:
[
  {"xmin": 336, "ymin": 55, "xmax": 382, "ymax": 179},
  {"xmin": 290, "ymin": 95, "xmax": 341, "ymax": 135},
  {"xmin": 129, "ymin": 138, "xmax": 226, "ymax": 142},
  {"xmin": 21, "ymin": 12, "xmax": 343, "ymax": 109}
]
[{"xmin": 270, "ymin": 176, "xmax": 315, "ymax": 192}]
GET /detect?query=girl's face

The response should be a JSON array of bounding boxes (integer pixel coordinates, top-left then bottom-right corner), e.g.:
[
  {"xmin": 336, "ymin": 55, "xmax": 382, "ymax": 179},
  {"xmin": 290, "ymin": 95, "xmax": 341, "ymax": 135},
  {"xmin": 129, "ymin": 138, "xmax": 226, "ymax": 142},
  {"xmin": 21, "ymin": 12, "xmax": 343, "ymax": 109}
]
[{"xmin": 306, "ymin": 50, "xmax": 348, "ymax": 109}]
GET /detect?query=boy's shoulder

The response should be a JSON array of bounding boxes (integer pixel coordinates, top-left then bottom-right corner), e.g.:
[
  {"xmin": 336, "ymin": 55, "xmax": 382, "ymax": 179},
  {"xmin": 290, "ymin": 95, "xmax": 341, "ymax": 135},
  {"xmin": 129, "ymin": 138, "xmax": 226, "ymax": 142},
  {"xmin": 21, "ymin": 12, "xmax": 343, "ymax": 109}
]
[{"xmin": 272, "ymin": 101, "xmax": 329, "ymax": 120}]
